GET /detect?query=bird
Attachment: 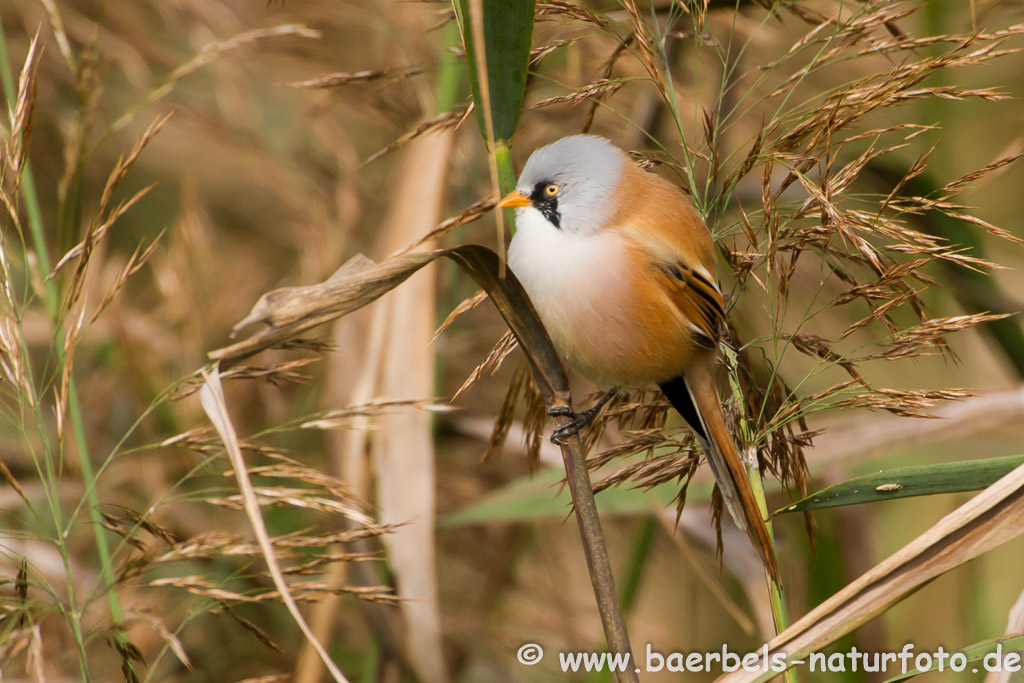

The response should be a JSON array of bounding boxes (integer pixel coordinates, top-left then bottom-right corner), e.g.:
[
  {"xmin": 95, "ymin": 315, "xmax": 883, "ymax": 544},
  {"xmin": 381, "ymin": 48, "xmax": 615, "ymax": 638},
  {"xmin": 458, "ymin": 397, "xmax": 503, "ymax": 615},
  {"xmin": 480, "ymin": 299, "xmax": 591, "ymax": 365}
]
[{"xmin": 499, "ymin": 134, "xmax": 780, "ymax": 583}]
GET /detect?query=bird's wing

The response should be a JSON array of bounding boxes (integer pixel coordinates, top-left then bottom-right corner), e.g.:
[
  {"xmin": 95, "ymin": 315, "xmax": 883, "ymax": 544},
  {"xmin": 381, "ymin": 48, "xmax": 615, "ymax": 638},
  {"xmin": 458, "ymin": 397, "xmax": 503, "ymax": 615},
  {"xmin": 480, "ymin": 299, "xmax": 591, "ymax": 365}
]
[
  {"xmin": 623, "ymin": 222, "xmax": 726, "ymax": 348},
  {"xmin": 651, "ymin": 258, "xmax": 725, "ymax": 348},
  {"xmin": 612, "ymin": 166, "xmax": 726, "ymax": 347}
]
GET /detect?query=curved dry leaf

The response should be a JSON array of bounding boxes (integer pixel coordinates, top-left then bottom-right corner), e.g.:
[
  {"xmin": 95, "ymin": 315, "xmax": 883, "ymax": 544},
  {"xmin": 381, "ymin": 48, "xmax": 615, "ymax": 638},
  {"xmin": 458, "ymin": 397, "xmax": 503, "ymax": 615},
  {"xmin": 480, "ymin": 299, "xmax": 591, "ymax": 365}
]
[
  {"xmin": 199, "ymin": 367, "xmax": 350, "ymax": 683},
  {"xmin": 209, "ymin": 243, "xmax": 638, "ymax": 674},
  {"xmin": 211, "ymin": 245, "xmax": 569, "ymax": 400}
]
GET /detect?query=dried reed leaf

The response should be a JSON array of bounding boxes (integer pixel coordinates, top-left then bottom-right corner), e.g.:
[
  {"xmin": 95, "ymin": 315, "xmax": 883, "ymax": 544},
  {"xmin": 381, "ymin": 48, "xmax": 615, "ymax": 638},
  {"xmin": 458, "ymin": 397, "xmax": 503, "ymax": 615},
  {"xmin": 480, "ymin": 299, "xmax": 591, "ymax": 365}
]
[
  {"xmin": 718, "ymin": 462, "xmax": 1024, "ymax": 682},
  {"xmin": 199, "ymin": 367, "xmax": 351, "ymax": 683},
  {"xmin": 211, "ymin": 243, "xmax": 638, "ymax": 673},
  {"xmin": 985, "ymin": 591, "xmax": 1024, "ymax": 683},
  {"xmin": 370, "ymin": 127, "xmax": 453, "ymax": 683},
  {"xmin": 211, "ymin": 245, "xmax": 567, "ymax": 401}
]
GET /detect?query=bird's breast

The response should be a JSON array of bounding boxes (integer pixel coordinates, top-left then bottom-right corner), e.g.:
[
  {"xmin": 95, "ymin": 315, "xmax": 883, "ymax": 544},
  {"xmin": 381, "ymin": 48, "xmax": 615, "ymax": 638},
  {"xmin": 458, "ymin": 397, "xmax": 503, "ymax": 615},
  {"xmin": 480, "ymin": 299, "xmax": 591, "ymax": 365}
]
[{"xmin": 507, "ymin": 210, "xmax": 700, "ymax": 387}]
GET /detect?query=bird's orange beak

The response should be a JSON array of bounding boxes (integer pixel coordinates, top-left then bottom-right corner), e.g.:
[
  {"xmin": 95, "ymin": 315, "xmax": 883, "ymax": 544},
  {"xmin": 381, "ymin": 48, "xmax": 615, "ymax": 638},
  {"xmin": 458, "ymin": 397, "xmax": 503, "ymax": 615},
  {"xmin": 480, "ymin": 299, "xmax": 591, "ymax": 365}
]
[{"xmin": 498, "ymin": 190, "xmax": 531, "ymax": 209}]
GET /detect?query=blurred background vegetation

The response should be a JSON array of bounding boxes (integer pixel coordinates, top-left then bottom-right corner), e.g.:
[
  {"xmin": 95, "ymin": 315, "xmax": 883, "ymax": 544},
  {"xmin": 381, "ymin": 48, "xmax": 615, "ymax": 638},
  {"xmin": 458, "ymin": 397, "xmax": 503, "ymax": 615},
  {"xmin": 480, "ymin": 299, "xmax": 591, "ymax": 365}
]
[{"xmin": 1, "ymin": 1, "xmax": 1024, "ymax": 681}]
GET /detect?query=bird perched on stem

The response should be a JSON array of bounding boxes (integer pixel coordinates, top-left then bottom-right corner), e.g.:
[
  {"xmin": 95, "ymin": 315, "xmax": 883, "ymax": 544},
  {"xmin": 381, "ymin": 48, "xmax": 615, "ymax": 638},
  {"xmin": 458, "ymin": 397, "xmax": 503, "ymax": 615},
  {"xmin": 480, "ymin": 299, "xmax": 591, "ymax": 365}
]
[{"xmin": 499, "ymin": 135, "xmax": 779, "ymax": 583}]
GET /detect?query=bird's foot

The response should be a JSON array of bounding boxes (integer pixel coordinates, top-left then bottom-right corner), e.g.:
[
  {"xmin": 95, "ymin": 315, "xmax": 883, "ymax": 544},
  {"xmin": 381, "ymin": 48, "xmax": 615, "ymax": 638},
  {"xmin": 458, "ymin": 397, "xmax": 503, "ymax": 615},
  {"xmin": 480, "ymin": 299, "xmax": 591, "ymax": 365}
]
[{"xmin": 547, "ymin": 388, "xmax": 619, "ymax": 445}]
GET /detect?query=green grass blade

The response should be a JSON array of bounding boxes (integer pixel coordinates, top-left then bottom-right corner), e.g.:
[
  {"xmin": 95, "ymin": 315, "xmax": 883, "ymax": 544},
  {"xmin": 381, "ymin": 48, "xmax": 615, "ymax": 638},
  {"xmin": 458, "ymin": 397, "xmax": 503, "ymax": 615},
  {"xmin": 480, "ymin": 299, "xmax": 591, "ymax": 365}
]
[
  {"xmin": 454, "ymin": 0, "xmax": 535, "ymax": 142},
  {"xmin": 438, "ymin": 468, "xmax": 689, "ymax": 526},
  {"xmin": 777, "ymin": 454, "xmax": 1024, "ymax": 515}
]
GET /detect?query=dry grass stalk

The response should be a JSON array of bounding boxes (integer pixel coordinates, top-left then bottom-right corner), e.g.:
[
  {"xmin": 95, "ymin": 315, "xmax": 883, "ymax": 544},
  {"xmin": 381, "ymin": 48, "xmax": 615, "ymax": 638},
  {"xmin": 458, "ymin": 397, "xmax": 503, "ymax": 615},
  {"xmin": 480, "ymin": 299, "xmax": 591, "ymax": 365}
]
[
  {"xmin": 8, "ymin": 30, "xmax": 40, "ymax": 179},
  {"xmin": 528, "ymin": 78, "xmax": 626, "ymax": 109},
  {"xmin": 172, "ymin": 357, "xmax": 321, "ymax": 399},
  {"xmin": 431, "ymin": 288, "xmax": 487, "ymax": 343},
  {"xmin": 361, "ymin": 105, "xmax": 471, "ymax": 167},
  {"xmin": 620, "ymin": 0, "xmax": 669, "ymax": 95},
  {"xmin": 536, "ymin": 1, "xmax": 613, "ymax": 30},
  {"xmin": 199, "ymin": 366, "xmax": 351, "ymax": 683},
  {"xmin": 63, "ymin": 112, "xmax": 171, "ymax": 320},
  {"xmin": 454, "ymin": 330, "xmax": 518, "ymax": 400},
  {"xmin": 400, "ymin": 196, "xmax": 494, "ymax": 253},
  {"xmin": 107, "ymin": 24, "xmax": 321, "ymax": 135},
  {"xmin": 530, "ymin": 37, "xmax": 586, "ymax": 65},
  {"xmin": 284, "ymin": 65, "xmax": 424, "ymax": 89},
  {"xmin": 300, "ymin": 398, "xmax": 455, "ymax": 430}
]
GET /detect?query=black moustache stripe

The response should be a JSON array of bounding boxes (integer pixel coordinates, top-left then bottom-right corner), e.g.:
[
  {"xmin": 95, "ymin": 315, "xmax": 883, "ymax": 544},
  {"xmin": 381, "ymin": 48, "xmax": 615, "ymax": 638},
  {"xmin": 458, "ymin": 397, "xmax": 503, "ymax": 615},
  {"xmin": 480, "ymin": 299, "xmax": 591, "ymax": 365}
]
[{"xmin": 529, "ymin": 181, "xmax": 561, "ymax": 229}]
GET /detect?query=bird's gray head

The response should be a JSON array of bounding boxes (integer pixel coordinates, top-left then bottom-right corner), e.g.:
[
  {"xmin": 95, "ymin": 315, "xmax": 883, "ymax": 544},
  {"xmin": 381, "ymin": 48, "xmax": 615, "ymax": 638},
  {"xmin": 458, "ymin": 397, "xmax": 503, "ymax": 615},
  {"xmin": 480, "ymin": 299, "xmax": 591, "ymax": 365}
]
[{"xmin": 502, "ymin": 135, "xmax": 625, "ymax": 235}]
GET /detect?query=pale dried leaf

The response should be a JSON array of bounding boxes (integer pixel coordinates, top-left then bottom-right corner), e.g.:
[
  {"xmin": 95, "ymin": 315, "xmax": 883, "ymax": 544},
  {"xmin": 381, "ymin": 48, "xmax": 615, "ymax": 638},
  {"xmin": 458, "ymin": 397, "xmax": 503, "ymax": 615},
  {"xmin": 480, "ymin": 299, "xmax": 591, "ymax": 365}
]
[
  {"xmin": 718, "ymin": 462, "xmax": 1024, "ymax": 682},
  {"xmin": 198, "ymin": 367, "xmax": 350, "ymax": 683}
]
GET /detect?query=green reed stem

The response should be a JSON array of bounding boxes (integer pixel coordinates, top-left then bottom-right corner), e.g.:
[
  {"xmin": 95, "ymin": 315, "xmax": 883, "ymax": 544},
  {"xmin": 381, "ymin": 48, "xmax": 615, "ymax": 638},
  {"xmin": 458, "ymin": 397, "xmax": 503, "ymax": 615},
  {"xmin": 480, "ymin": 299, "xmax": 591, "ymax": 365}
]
[
  {"xmin": 723, "ymin": 347, "xmax": 795, "ymax": 682},
  {"xmin": 746, "ymin": 464, "xmax": 792, "ymax": 632},
  {"xmin": 0, "ymin": 10, "xmax": 129, "ymax": 678},
  {"xmin": 494, "ymin": 138, "xmax": 518, "ymax": 234}
]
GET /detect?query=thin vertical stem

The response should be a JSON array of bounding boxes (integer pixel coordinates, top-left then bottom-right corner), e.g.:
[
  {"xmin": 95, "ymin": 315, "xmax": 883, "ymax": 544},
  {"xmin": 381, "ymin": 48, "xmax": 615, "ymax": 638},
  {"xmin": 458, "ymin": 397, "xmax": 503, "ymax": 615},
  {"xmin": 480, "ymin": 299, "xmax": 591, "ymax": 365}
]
[
  {"xmin": 465, "ymin": 0, "xmax": 508, "ymax": 272},
  {"xmin": 725, "ymin": 346, "xmax": 795, "ymax": 682},
  {"xmin": 0, "ymin": 10, "xmax": 129, "ymax": 678}
]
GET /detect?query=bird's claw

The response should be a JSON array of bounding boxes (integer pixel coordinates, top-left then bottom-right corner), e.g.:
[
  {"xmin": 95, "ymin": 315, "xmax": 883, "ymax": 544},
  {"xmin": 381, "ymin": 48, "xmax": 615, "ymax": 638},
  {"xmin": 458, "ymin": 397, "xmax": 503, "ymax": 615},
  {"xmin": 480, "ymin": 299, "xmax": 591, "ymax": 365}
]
[
  {"xmin": 549, "ymin": 411, "xmax": 594, "ymax": 445},
  {"xmin": 546, "ymin": 388, "xmax": 620, "ymax": 445},
  {"xmin": 546, "ymin": 405, "xmax": 574, "ymax": 419}
]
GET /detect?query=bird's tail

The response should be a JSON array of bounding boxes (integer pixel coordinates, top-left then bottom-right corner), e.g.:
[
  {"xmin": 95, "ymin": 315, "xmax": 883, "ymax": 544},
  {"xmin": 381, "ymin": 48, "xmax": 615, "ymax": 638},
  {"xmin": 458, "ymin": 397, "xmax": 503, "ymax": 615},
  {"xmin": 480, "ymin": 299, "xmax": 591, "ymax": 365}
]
[{"xmin": 659, "ymin": 358, "xmax": 781, "ymax": 584}]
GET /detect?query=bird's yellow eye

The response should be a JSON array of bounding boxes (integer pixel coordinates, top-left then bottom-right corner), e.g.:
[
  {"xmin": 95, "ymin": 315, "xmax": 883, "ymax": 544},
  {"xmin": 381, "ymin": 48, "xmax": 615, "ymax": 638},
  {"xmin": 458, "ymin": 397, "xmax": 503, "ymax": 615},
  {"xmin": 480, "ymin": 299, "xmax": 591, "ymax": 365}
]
[{"xmin": 544, "ymin": 183, "xmax": 560, "ymax": 196}]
